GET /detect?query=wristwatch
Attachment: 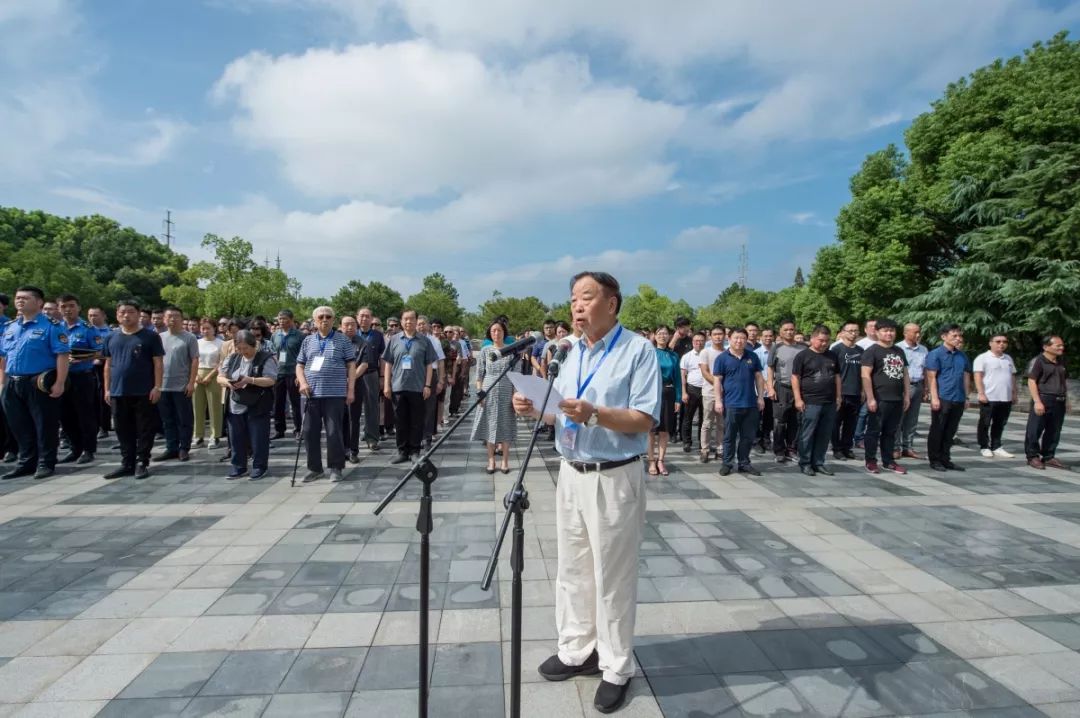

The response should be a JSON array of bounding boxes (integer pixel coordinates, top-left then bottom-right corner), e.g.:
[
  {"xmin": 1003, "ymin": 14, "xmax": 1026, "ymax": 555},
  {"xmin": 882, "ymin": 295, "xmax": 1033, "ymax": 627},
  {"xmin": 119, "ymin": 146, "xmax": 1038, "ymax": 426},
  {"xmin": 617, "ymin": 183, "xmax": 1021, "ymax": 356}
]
[{"xmin": 584, "ymin": 407, "xmax": 600, "ymax": 428}]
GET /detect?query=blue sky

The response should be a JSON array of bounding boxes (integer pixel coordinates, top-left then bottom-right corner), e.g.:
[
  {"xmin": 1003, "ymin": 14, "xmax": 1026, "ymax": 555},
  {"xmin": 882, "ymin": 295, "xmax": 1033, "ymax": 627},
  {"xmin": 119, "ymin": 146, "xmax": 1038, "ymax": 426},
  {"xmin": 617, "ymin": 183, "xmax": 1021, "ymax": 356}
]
[{"xmin": 3, "ymin": 0, "xmax": 1079, "ymax": 311}]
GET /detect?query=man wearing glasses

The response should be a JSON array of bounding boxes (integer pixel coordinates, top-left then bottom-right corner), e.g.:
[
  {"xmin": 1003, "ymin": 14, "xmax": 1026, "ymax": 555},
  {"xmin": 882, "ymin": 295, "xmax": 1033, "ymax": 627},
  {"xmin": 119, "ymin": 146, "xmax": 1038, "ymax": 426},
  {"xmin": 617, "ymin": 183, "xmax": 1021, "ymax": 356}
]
[
  {"xmin": 1025, "ymin": 336, "xmax": 1069, "ymax": 470},
  {"xmin": 296, "ymin": 307, "xmax": 356, "ymax": 483}
]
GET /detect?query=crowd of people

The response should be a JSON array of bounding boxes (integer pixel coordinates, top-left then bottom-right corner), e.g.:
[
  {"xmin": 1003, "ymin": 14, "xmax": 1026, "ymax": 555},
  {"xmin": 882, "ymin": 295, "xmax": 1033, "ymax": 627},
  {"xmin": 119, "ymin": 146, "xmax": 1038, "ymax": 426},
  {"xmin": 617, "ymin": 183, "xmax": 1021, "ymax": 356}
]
[
  {"xmin": 640, "ymin": 317, "xmax": 1071, "ymax": 477},
  {"xmin": 0, "ymin": 284, "xmax": 1071, "ymax": 486},
  {"xmin": 0, "ymin": 287, "xmax": 479, "ymax": 482}
]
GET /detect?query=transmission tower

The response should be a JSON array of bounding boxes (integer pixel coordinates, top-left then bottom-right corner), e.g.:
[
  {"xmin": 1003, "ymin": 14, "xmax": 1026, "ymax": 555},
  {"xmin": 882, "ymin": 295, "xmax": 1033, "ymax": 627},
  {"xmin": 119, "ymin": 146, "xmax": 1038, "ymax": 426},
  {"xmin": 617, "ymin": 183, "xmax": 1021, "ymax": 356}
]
[
  {"xmin": 161, "ymin": 210, "xmax": 174, "ymax": 248},
  {"xmin": 738, "ymin": 242, "xmax": 749, "ymax": 289}
]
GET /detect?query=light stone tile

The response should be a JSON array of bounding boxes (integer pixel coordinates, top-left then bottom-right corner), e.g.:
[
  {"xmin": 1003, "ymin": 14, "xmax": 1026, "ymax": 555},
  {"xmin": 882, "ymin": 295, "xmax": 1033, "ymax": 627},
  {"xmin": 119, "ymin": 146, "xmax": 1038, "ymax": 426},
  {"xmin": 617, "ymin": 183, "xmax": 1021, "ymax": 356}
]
[
  {"xmin": 155, "ymin": 546, "xmax": 224, "ymax": 566},
  {"xmin": 78, "ymin": 589, "xmax": 170, "ymax": 620},
  {"xmin": 500, "ymin": 607, "xmax": 559, "ymax": 641},
  {"xmin": 822, "ymin": 595, "xmax": 902, "ymax": 625},
  {"xmin": 771, "ymin": 597, "xmax": 850, "ymax": 628},
  {"xmin": 373, "ymin": 611, "xmax": 441, "ymax": 647},
  {"xmin": 971, "ymin": 655, "xmax": 1080, "ymax": 704},
  {"xmin": 918, "ymin": 591, "xmax": 1005, "ymax": 621},
  {"xmin": 438, "ymin": 608, "xmax": 501, "ymax": 644},
  {"xmin": 308, "ymin": 613, "xmax": 383, "ymax": 648},
  {"xmin": 575, "ymin": 676, "xmax": 663, "ymax": 718},
  {"xmin": 1012, "ymin": 586, "xmax": 1080, "ymax": 614},
  {"xmin": 1031, "ymin": 651, "xmax": 1080, "ymax": 688},
  {"xmin": 310, "ymin": 544, "xmax": 365, "ymax": 562},
  {"xmin": 502, "ymin": 640, "xmax": 558, "ymax": 685},
  {"xmin": 972, "ymin": 618, "xmax": 1074, "ymax": 655},
  {"xmin": 875, "ymin": 593, "xmax": 955, "ymax": 623},
  {"xmin": 165, "ymin": 615, "xmax": 259, "ymax": 652},
  {"xmin": 122, "ymin": 565, "xmax": 199, "ymax": 590},
  {"xmin": 37, "ymin": 653, "xmax": 157, "ymax": 701},
  {"xmin": 878, "ymin": 568, "xmax": 955, "ymax": 594},
  {"xmin": 237, "ymin": 614, "xmax": 319, "ymax": 650},
  {"xmin": 141, "ymin": 588, "xmax": 227, "ymax": 617},
  {"xmin": 22, "ymin": 619, "xmax": 129, "ymax": 657},
  {"xmin": 965, "ymin": 589, "xmax": 1054, "ymax": 617},
  {"xmin": 206, "ymin": 545, "xmax": 271, "ymax": 564},
  {"xmin": 177, "ymin": 563, "xmax": 249, "ymax": 589},
  {"xmin": 1039, "ymin": 702, "xmax": 1080, "ymax": 718},
  {"xmin": 0, "ymin": 622, "xmax": 65, "ymax": 658},
  {"xmin": 518, "ymin": 680, "xmax": 584, "ymax": 718},
  {"xmin": 915, "ymin": 621, "xmax": 1013, "ymax": 659},
  {"xmin": 13, "ymin": 700, "xmax": 107, "ymax": 717},
  {"xmin": 95, "ymin": 617, "xmax": 196, "ymax": 654},
  {"xmin": 498, "ymin": 580, "xmax": 554, "ymax": 608},
  {"xmin": 0, "ymin": 656, "xmax": 83, "ymax": 703}
]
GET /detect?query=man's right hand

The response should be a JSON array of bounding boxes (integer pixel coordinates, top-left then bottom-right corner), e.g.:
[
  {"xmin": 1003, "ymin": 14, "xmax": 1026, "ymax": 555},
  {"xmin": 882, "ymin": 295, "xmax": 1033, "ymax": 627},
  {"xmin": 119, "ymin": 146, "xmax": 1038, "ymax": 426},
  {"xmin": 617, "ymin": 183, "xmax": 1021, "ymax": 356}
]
[
  {"xmin": 299, "ymin": 383, "xmax": 312, "ymax": 398},
  {"xmin": 978, "ymin": 392, "xmax": 988, "ymax": 404},
  {"xmin": 512, "ymin": 392, "xmax": 536, "ymax": 417},
  {"xmin": 866, "ymin": 398, "xmax": 878, "ymax": 413},
  {"xmin": 383, "ymin": 387, "xmax": 392, "ymax": 400},
  {"xmin": 714, "ymin": 400, "xmax": 724, "ymax": 415},
  {"xmin": 104, "ymin": 391, "xmax": 111, "ymax": 407},
  {"xmin": 1035, "ymin": 402, "xmax": 1046, "ymax": 416}
]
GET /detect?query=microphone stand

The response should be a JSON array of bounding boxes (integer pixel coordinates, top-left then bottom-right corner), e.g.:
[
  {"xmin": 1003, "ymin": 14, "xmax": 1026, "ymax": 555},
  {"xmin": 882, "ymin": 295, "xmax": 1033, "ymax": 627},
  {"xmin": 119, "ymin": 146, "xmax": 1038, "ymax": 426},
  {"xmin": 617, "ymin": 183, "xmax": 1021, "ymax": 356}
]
[
  {"xmin": 374, "ymin": 348, "xmax": 525, "ymax": 718},
  {"xmin": 481, "ymin": 356, "xmax": 562, "ymax": 718}
]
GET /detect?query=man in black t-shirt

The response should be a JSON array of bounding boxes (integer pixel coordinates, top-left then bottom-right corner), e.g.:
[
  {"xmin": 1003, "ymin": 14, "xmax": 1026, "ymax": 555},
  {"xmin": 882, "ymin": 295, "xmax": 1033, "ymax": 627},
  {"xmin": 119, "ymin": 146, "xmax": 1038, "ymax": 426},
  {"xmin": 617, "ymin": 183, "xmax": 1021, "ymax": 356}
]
[
  {"xmin": 830, "ymin": 321, "xmax": 864, "ymax": 460},
  {"xmin": 102, "ymin": 300, "xmax": 164, "ymax": 480},
  {"xmin": 792, "ymin": 325, "xmax": 841, "ymax": 476},
  {"xmin": 860, "ymin": 318, "xmax": 910, "ymax": 475},
  {"xmin": 1025, "ymin": 335, "xmax": 1070, "ymax": 470}
]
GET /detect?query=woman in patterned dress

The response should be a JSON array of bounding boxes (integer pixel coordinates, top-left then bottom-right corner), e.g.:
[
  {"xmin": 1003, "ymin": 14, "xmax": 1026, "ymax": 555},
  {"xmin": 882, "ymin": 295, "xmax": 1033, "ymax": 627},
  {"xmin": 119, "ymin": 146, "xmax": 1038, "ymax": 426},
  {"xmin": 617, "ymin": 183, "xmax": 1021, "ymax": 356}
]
[{"xmin": 471, "ymin": 319, "xmax": 516, "ymax": 474}]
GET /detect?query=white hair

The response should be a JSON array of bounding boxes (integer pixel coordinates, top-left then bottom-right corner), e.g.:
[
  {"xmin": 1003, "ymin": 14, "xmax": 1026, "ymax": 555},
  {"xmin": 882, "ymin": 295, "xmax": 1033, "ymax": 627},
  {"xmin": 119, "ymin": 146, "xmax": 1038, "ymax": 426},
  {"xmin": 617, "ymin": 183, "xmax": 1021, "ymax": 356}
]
[{"xmin": 312, "ymin": 306, "xmax": 334, "ymax": 320}]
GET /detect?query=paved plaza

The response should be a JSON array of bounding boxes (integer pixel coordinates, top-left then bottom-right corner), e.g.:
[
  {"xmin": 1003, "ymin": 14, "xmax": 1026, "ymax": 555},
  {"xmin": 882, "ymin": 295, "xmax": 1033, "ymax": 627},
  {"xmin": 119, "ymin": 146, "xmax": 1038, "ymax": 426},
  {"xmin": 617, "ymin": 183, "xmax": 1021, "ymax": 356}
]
[{"xmin": 1, "ymin": 409, "xmax": 1079, "ymax": 717}]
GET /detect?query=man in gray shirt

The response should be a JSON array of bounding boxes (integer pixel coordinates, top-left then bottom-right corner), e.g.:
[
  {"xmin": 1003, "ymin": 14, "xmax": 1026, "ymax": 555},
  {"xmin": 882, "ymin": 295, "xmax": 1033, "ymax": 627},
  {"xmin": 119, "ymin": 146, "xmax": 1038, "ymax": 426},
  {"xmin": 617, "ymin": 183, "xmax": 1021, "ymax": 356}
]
[
  {"xmin": 768, "ymin": 320, "xmax": 807, "ymax": 463},
  {"xmin": 155, "ymin": 306, "xmax": 199, "ymax": 462},
  {"xmin": 382, "ymin": 309, "xmax": 437, "ymax": 464}
]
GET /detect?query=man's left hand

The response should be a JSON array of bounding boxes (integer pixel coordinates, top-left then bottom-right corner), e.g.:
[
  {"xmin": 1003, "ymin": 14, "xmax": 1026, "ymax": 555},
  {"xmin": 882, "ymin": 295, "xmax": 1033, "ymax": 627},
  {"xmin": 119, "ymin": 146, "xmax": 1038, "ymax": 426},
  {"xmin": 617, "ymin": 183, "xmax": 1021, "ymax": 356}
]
[
  {"xmin": 49, "ymin": 383, "xmax": 64, "ymax": 399},
  {"xmin": 559, "ymin": 398, "xmax": 595, "ymax": 425},
  {"xmin": 184, "ymin": 382, "xmax": 195, "ymax": 397}
]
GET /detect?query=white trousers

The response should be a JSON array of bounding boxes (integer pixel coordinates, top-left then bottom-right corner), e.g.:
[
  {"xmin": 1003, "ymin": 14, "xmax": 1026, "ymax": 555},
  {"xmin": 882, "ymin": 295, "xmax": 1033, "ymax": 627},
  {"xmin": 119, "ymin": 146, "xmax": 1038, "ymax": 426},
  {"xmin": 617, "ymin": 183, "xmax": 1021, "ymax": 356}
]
[{"xmin": 555, "ymin": 459, "xmax": 646, "ymax": 685}]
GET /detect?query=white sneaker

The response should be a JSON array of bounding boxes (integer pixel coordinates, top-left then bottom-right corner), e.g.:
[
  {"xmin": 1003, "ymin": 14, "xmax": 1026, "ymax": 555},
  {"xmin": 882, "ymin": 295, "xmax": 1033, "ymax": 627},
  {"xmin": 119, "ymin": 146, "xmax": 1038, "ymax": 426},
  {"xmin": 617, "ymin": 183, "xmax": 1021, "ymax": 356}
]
[
  {"xmin": 980, "ymin": 448, "xmax": 994, "ymax": 458},
  {"xmin": 993, "ymin": 448, "xmax": 1015, "ymax": 458}
]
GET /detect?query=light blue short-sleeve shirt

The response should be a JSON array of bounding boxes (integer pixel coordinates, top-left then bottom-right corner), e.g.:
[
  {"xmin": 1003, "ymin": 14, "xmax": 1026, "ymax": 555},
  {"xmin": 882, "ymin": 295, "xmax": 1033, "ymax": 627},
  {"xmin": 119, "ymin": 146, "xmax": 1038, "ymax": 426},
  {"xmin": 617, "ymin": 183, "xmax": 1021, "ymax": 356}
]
[{"xmin": 551, "ymin": 322, "xmax": 661, "ymax": 462}]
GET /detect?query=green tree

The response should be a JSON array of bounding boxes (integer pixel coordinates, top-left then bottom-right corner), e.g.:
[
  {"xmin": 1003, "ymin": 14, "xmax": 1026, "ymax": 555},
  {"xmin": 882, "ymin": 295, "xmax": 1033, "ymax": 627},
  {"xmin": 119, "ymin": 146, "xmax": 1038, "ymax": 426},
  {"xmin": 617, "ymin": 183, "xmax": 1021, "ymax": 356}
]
[
  {"xmin": 330, "ymin": 280, "xmax": 404, "ymax": 320},
  {"xmin": 619, "ymin": 284, "xmax": 694, "ymax": 329},
  {"xmin": 477, "ymin": 293, "xmax": 549, "ymax": 334},
  {"xmin": 792, "ymin": 267, "xmax": 805, "ymax": 288},
  {"xmin": 406, "ymin": 273, "xmax": 464, "ymax": 324}
]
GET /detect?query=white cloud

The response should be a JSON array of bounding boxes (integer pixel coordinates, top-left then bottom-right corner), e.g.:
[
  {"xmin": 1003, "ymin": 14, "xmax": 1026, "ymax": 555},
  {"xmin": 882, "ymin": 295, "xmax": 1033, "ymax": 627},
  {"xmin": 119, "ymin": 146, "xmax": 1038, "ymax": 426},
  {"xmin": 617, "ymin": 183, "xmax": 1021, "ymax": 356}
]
[
  {"xmin": 212, "ymin": 41, "xmax": 683, "ymax": 203},
  {"xmin": 50, "ymin": 186, "xmax": 140, "ymax": 214},
  {"xmin": 671, "ymin": 225, "xmax": 747, "ymax": 252},
  {"xmin": 73, "ymin": 118, "xmax": 191, "ymax": 168},
  {"xmin": 787, "ymin": 212, "xmax": 830, "ymax": 228}
]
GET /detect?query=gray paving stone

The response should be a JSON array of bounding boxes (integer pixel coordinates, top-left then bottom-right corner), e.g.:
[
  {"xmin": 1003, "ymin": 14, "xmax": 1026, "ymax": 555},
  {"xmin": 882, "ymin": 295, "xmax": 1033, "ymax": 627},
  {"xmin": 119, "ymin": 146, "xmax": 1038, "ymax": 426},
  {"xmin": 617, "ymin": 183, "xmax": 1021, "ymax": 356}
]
[
  {"xmin": 199, "ymin": 649, "xmax": 299, "ymax": 696},
  {"xmin": 356, "ymin": 645, "xmax": 435, "ymax": 691},
  {"xmin": 267, "ymin": 585, "xmax": 338, "ymax": 615},
  {"xmin": 179, "ymin": 695, "xmax": 271, "ymax": 717},
  {"xmin": 278, "ymin": 647, "xmax": 368, "ymax": 693},
  {"xmin": 262, "ymin": 691, "xmax": 350, "ymax": 717},
  {"xmin": 118, "ymin": 651, "xmax": 227, "ymax": 699},
  {"xmin": 431, "ymin": 642, "xmax": 502, "ymax": 687},
  {"xmin": 97, "ymin": 698, "xmax": 194, "ymax": 717},
  {"xmin": 721, "ymin": 670, "xmax": 816, "ymax": 716},
  {"xmin": 648, "ymin": 673, "xmax": 739, "ymax": 717},
  {"xmin": 429, "ymin": 683, "xmax": 504, "ymax": 718},
  {"xmin": 345, "ymin": 688, "xmax": 418, "ymax": 717},
  {"xmin": 289, "ymin": 561, "xmax": 353, "ymax": 587}
]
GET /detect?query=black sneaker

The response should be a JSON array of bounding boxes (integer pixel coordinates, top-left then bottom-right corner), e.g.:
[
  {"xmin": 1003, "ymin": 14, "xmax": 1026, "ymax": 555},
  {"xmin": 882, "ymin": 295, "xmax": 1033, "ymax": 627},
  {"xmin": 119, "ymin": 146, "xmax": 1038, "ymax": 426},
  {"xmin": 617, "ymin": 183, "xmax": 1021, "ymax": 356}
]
[
  {"xmin": 347, "ymin": 452, "xmax": 360, "ymax": 464},
  {"xmin": 843, "ymin": 450, "xmax": 857, "ymax": 460},
  {"xmin": 537, "ymin": 651, "xmax": 600, "ymax": 681},
  {"xmin": 1, "ymin": 466, "xmax": 34, "ymax": 480},
  {"xmin": 227, "ymin": 467, "xmax": 247, "ymax": 480},
  {"xmin": 2, "ymin": 452, "xmax": 16, "ymax": 463},
  {"xmin": 76, "ymin": 453, "xmax": 95, "ymax": 465},
  {"xmin": 943, "ymin": 461, "xmax": 965, "ymax": 472},
  {"xmin": 594, "ymin": 679, "xmax": 632, "ymax": 714},
  {"xmin": 718, "ymin": 465, "xmax": 732, "ymax": 476},
  {"xmin": 833, "ymin": 451, "xmax": 846, "ymax": 461},
  {"xmin": 814, "ymin": 466, "xmax": 834, "ymax": 476},
  {"xmin": 739, "ymin": 465, "xmax": 762, "ymax": 476},
  {"xmin": 152, "ymin": 451, "xmax": 179, "ymax": 462},
  {"xmin": 178, "ymin": 450, "xmax": 190, "ymax": 462},
  {"xmin": 33, "ymin": 466, "xmax": 54, "ymax": 480},
  {"xmin": 800, "ymin": 466, "xmax": 816, "ymax": 477},
  {"xmin": 302, "ymin": 470, "xmax": 324, "ymax": 483},
  {"xmin": 103, "ymin": 466, "xmax": 134, "ymax": 480},
  {"xmin": 58, "ymin": 452, "xmax": 80, "ymax": 464},
  {"xmin": 134, "ymin": 464, "xmax": 149, "ymax": 480}
]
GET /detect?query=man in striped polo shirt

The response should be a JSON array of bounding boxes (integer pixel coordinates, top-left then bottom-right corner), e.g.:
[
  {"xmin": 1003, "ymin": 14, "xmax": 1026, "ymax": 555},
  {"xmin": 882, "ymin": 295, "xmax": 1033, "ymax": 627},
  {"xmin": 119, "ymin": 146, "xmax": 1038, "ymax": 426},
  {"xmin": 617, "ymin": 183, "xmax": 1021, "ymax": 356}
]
[{"xmin": 296, "ymin": 306, "xmax": 356, "ymax": 483}]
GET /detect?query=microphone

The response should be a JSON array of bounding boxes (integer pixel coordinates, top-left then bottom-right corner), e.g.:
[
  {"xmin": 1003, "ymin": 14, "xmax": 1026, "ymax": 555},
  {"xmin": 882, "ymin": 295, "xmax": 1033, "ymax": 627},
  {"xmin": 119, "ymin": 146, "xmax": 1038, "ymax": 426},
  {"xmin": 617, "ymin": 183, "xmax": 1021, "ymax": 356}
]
[
  {"xmin": 547, "ymin": 339, "xmax": 574, "ymax": 377},
  {"xmin": 490, "ymin": 334, "xmax": 537, "ymax": 358}
]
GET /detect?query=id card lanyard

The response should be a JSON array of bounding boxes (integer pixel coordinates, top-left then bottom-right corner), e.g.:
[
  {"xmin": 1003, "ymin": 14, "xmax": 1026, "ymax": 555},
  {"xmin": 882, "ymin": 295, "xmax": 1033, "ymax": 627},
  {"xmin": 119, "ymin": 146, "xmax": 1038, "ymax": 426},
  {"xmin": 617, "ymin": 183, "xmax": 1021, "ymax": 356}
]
[
  {"xmin": 310, "ymin": 329, "xmax": 335, "ymax": 372},
  {"xmin": 562, "ymin": 326, "xmax": 623, "ymax": 450}
]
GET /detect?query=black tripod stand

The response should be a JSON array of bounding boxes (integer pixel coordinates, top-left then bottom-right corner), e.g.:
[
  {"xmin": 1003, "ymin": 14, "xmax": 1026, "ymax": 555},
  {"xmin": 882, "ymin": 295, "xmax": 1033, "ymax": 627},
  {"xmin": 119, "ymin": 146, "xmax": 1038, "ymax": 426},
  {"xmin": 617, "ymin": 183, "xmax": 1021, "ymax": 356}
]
[
  {"xmin": 482, "ymin": 359, "xmax": 561, "ymax": 718},
  {"xmin": 374, "ymin": 350, "xmax": 525, "ymax": 718}
]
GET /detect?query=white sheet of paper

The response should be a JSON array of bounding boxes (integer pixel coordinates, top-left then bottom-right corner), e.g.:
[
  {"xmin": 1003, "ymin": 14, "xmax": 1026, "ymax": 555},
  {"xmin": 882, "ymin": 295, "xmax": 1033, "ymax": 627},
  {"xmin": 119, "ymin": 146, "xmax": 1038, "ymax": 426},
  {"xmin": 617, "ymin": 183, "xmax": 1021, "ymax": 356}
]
[{"xmin": 508, "ymin": 373, "xmax": 565, "ymax": 415}]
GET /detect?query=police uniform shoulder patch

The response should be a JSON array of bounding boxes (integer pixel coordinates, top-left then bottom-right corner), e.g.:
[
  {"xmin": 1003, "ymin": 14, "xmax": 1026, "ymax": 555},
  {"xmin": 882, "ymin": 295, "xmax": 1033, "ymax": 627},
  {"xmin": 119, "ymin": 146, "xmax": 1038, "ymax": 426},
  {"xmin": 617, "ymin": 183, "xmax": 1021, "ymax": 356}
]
[
  {"xmin": 58, "ymin": 334, "xmax": 68, "ymax": 343},
  {"xmin": 95, "ymin": 335, "xmax": 103, "ymax": 344}
]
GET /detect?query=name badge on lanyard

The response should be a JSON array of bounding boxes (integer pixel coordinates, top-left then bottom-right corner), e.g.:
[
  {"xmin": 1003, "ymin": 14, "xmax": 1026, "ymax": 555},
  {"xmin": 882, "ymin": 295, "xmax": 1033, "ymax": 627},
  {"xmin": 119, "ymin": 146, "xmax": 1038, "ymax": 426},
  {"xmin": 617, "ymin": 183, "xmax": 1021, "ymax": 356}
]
[
  {"xmin": 310, "ymin": 330, "xmax": 334, "ymax": 373},
  {"xmin": 562, "ymin": 326, "xmax": 622, "ymax": 451},
  {"xmin": 279, "ymin": 350, "xmax": 288, "ymax": 363},
  {"xmin": 401, "ymin": 337, "xmax": 415, "ymax": 370}
]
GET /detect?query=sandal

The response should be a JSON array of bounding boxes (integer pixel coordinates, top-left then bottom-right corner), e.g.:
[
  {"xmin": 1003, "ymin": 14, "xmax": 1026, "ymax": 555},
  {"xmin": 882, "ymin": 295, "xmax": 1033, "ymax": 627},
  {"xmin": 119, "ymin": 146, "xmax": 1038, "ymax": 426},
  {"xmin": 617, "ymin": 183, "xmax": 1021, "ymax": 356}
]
[
  {"xmin": 648, "ymin": 460, "xmax": 659, "ymax": 476},
  {"xmin": 658, "ymin": 460, "xmax": 669, "ymax": 476}
]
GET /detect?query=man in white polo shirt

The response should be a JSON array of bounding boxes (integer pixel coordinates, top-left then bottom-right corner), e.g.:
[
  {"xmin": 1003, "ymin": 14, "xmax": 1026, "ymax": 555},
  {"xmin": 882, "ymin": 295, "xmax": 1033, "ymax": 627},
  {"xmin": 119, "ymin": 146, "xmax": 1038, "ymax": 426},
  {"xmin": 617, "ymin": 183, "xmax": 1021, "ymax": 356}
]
[
  {"xmin": 679, "ymin": 331, "xmax": 706, "ymax": 453},
  {"xmin": 974, "ymin": 334, "xmax": 1018, "ymax": 458}
]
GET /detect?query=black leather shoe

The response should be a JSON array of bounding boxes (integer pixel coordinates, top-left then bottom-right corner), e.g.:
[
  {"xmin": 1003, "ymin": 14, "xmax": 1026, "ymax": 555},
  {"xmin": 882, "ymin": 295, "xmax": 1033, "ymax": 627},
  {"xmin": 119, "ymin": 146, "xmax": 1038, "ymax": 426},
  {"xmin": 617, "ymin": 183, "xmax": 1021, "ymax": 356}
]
[
  {"xmin": 1, "ymin": 467, "xmax": 34, "ymax": 480},
  {"xmin": 2, "ymin": 452, "xmax": 16, "ymax": 463},
  {"xmin": 103, "ymin": 466, "xmax": 134, "ymax": 480},
  {"xmin": 833, "ymin": 451, "xmax": 846, "ymax": 461},
  {"xmin": 843, "ymin": 450, "xmax": 857, "ymax": 460},
  {"xmin": 594, "ymin": 679, "xmax": 631, "ymax": 714},
  {"xmin": 944, "ymin": 461, "xmax": 965, "ymax": 472},
  {"xmin": 347, "ymin": 452, "xmax": 360, "ymax": 464},
  {"xmin": 739, "ymin": 465, "xmax": 762, "ymax": 476},
  {"xmin": 227, "ymin": 467, "xmax": 247, "ymax": 480},
  {"xmin": 34, "ymin": 467, "xmax": 54, "ymax": 480},
  {"xmin": 390, "ymin": 453, "xmax": 410, "ymax": 465},
  {"xmin": 178, "ymin": 450, "xmax": 190, "ymax": 462},
  {"xmin": 800, "ymin": 466, "xmax": 816, "ymax": 477},
  {"xmin": 76, "ymin": 453, "xmax": 95, "ymax": 465},
  {"xmin": 153, "ymin": 451, "xmax": 179, "ymax": 462},
  {"xmin": 538, "ymin": 651, "xmax": 600, "ymax": 681},
  {"xmin": 814, "ymin": 466, "xmax": 834, "ymax": 476},
  {"xmin": 134, "ymin": 464, "xmax": 149, "ymax": 480},
  {"xmin": 58, "ymin": 452, "xmax": 81, "ymax": 464},
  {"xmin": 718, "ymin": 465, "xmax": 732, "ymax": 476},
  {"xmin": 929, "ymin": 462, "xmax": 948, "ymax": 472}
]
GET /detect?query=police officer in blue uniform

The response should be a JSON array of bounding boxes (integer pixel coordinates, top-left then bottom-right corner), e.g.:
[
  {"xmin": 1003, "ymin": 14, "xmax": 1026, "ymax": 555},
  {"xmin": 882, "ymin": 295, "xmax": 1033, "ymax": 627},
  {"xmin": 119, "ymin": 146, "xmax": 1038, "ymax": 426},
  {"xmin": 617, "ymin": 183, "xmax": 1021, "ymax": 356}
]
[
  {"xmin": 57, "ymin": 294, "xmax": 100, "ymax": 465},
  {"xmin": 0, "ymin": 286, "xmax": 70, "ymax": 480},
  {"xmin": 0, "ymin": 292, "xmax": 16, "ymax": 463},
  {"xmin": 87, "ymin": 306, "xmax": 113, "ymax": 438}
]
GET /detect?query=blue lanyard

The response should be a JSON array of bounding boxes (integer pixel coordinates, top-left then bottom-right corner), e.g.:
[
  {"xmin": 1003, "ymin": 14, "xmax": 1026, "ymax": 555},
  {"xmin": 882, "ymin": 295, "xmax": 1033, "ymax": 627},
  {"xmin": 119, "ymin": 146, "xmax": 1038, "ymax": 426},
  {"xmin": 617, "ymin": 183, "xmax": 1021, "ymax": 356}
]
[
  {"xmin": 576, "ymin": 326, "xmax": 622, "ymax": 399},
  {"xmin": 317, "ymin": 330, "xmax": 335, "ymax": 355}
]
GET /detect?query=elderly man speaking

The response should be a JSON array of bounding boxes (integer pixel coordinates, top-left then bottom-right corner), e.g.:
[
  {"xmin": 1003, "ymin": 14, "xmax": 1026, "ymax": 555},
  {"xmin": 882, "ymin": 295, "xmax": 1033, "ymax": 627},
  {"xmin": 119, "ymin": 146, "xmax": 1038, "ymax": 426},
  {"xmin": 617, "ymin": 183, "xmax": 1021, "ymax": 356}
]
[{"xmin": 512, "ymin": 271, "xmax": 660, "ymax": 714}]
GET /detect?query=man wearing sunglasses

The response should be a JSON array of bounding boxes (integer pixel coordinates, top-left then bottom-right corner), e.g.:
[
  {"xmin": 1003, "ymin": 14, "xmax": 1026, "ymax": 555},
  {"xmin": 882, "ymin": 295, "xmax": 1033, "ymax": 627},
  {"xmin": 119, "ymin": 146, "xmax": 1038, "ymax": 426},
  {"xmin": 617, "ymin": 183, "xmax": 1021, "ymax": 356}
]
[{"xmin": 296, "ymin": 307, "xmax": 357, "ymax": 483}]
